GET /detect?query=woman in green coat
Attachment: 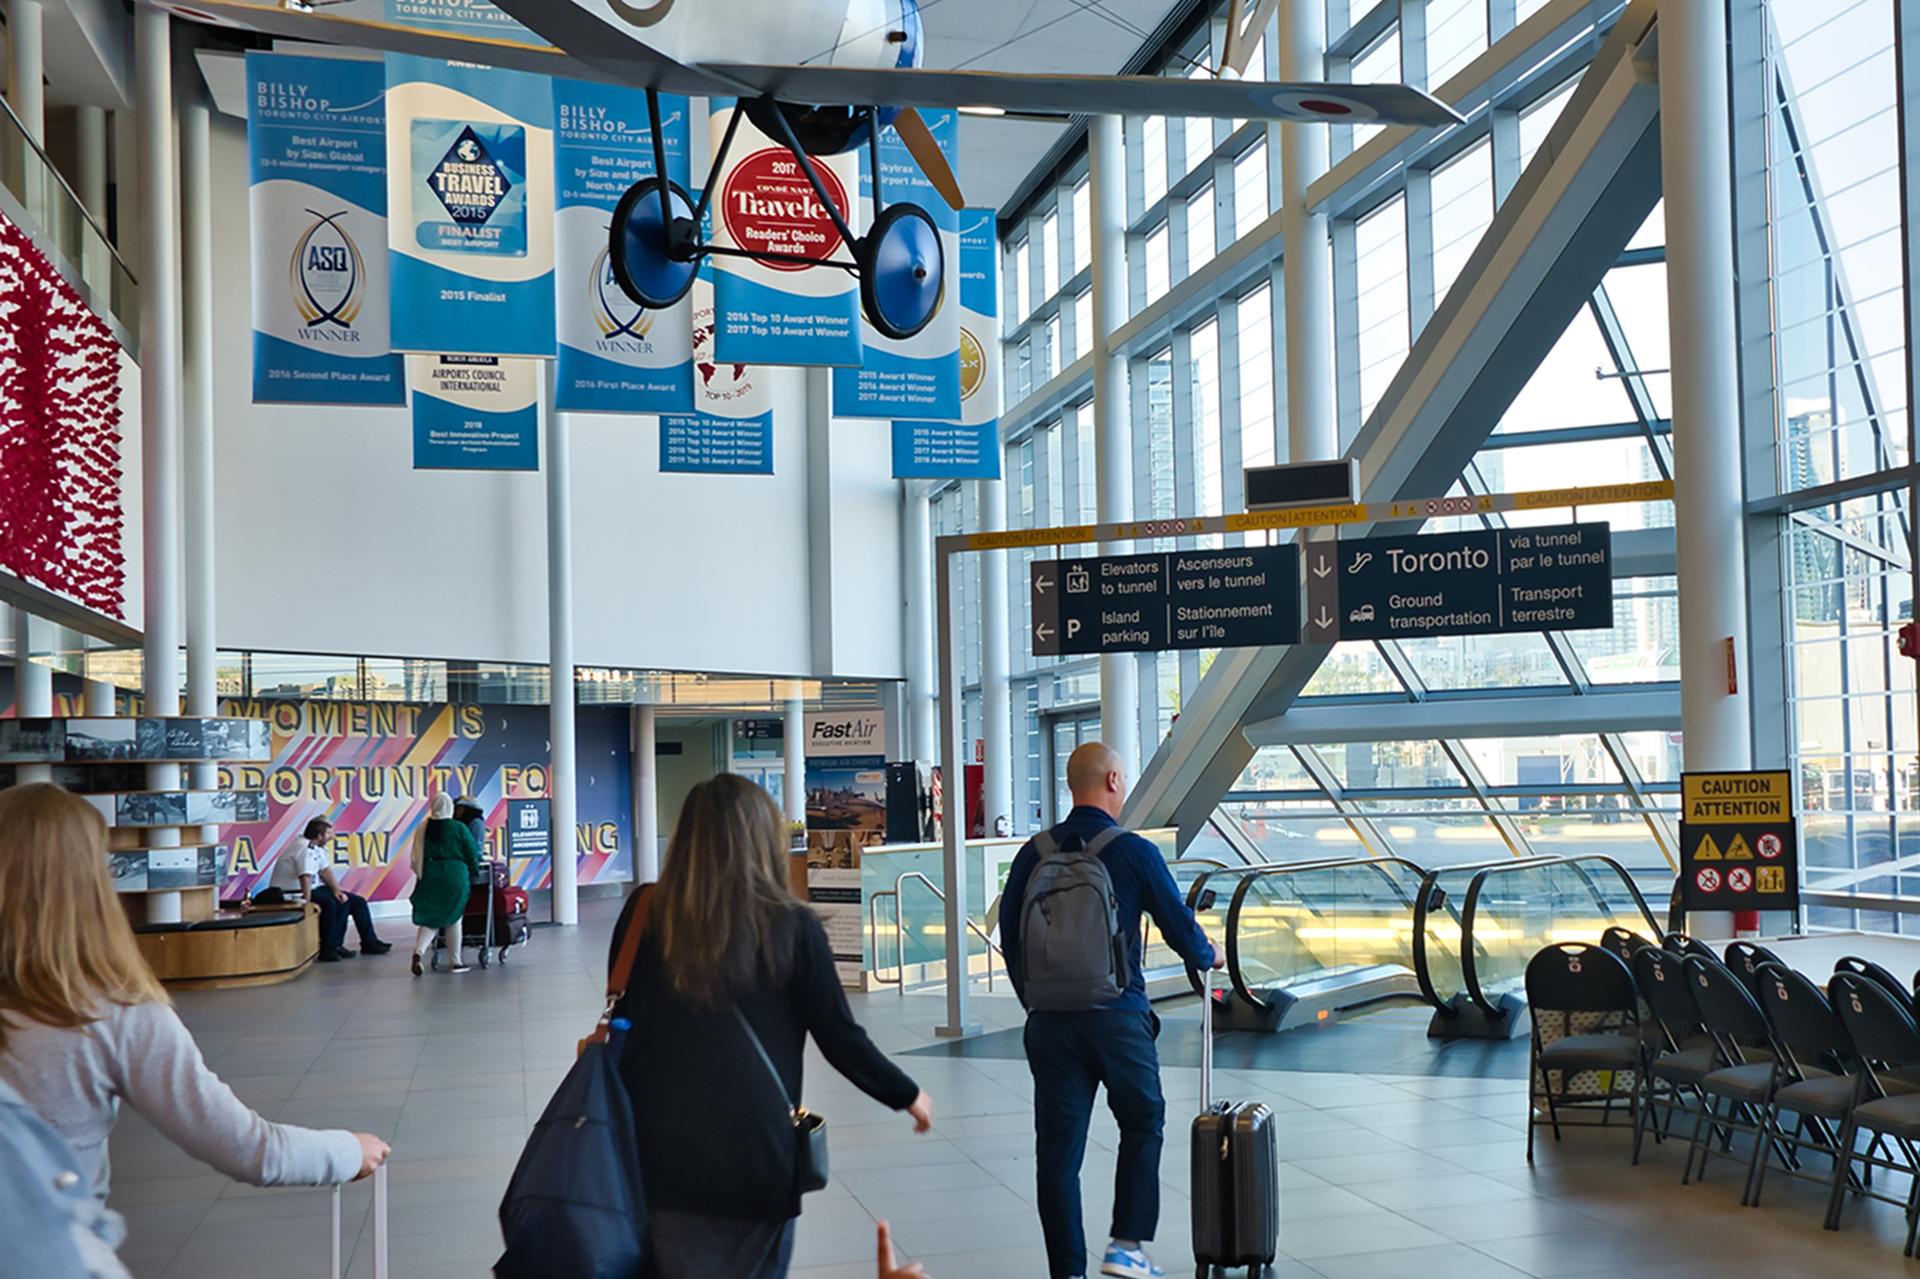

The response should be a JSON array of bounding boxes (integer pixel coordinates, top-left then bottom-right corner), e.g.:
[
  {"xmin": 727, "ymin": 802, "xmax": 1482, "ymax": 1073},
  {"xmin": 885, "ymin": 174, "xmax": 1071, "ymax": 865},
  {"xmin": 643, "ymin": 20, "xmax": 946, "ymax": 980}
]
[{"xmin": 409, "ymin": 793, "xmax": 481, "ymax": 976}]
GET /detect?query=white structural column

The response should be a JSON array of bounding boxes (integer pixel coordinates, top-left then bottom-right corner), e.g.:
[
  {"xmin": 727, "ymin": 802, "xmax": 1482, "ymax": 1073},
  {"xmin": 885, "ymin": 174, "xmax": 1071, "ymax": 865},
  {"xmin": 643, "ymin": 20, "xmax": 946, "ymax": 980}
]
[
  {"xmin": 903, "ymin": 490, "xmax": 935, "ymax": 761},
  {"xmin": 978, "ymin": 479, "xmax": 1012, "ymax": 833},
  {"xmin": 76, "ymin": 103, "xmax": 117, "ymax": 721},
  {"xmin": 1661, "ymin": 0, "xmax": 1750, "ymax": 935},
  {"xmin": 783, "ymin": 697, "xmax": 806, "ymax": 828},
  {"xmin": 1279, "ymin": 0, "xmax": 1336, "ymax": 465},
  {"xmin": 7, "ymin": 0, "xmax": 49, "ymax": 783},
  {"xmin": 12, "ymin": 610, "xmax": 51, "ymax": 782},
  {"xmin": 546, "ymin": 378, "xmax": 578, "ymax": 925},
  {"xmin": 181, "ymin": 90, "xmax": 217, "ymax": 789},
  {"xmin": 1089, "ymin": 114, "xmax": 1139, "ymax": 775},
  {"xmin": 632, "ymin": 704, "xmax": 659, "ymax": 882},
  {"xmin": 137, "ymin": 7, "xmax": 183, "ymax": 924}
]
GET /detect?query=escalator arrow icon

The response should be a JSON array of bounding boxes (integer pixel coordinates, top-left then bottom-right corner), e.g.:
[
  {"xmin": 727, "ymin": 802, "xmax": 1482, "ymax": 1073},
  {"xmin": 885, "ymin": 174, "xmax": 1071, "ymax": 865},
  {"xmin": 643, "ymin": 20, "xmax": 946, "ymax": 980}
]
[
  {"xmin": 1312, "ymin": 555, "xmax": 1331, "ymax": 579},
  {"xmin": 1313, "ymin": 607, "xmax": 1334, "ymax": 631}
]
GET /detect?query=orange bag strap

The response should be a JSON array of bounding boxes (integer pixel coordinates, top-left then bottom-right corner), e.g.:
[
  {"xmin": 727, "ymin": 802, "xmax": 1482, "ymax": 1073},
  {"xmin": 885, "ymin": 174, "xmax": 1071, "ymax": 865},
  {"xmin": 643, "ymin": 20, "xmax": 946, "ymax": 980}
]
[{"xmin": 582, "ymin": 885, "xmax": 653, "ymax": 1054}]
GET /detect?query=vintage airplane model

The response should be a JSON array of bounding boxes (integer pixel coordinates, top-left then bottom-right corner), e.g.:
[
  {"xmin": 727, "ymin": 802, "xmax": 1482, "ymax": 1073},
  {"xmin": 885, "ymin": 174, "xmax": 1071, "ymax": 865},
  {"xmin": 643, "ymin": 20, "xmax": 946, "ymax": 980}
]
[{"xmin": 157, "ymin": 0, "xmax": 1460, "ymax": 340}]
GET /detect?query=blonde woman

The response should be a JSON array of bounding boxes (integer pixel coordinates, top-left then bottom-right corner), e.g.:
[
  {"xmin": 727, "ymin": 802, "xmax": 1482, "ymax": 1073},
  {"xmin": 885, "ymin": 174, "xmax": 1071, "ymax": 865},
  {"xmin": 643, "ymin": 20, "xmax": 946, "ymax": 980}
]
[
  {"xmin": 0, "ymin": 784, "xmax": 389, "ymax": 1199},
  {"xmin": 607, "ymin": 774, "xmax": 934, "ymax": 1279}
]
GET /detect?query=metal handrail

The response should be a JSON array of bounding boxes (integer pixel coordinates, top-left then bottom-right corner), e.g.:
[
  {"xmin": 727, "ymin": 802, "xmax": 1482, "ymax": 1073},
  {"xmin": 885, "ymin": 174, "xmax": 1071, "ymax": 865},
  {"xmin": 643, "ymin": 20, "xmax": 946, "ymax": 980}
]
[
  {"xmin": 1456, "ymin": 853, "xmax": 1666, "ymax": 1017},
  {"xmin": 867, "ymin": 871, "xmax": 1002, "ymax": 994},
  {"xmin": 1411, "ymin": 856, "xmax": 1558, "ymax": 1012},
  {"xmin": 1222, "ymin": 856, "xmax": 1433, "ymax": 1010}
]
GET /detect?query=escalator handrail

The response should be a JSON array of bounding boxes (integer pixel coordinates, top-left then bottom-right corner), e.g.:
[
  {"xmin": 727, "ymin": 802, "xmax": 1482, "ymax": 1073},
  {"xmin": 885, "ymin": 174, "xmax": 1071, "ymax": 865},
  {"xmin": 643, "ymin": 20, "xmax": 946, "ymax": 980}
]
[
  {"xmin": 1412, "ymin": 857, "xmax": 1558, "ymax": 1013},
  {"xmin": 1222, "ymin": 856, "xmax": 1432, "ymax": 1012},
  {"xmin": 1456, "ymin": 852, "xmax": 1666, "ymax": 1018},
  {"xmin": 1179, "ymin": 858, "xmax": 1397, "ymax": 997}
]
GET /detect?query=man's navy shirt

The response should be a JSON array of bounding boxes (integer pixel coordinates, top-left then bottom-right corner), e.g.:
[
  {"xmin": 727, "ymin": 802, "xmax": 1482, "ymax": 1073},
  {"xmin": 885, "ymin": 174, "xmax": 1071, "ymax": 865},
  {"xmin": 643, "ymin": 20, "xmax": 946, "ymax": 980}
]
[{"xmin": 1000, "ymin": 805, "xmax": 1214, "ymax": 1013}]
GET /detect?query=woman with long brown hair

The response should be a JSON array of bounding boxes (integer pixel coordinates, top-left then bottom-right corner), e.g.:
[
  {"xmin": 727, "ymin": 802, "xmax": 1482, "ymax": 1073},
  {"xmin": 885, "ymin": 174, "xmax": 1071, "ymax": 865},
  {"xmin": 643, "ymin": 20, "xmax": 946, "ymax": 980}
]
[
  {"xmin": 607, "ymin": 773, "xmax": 933, "ymax": 1279},
  {"xmin": 0, "ymin": 784, "xmax": 389, "ymax": 1198}
]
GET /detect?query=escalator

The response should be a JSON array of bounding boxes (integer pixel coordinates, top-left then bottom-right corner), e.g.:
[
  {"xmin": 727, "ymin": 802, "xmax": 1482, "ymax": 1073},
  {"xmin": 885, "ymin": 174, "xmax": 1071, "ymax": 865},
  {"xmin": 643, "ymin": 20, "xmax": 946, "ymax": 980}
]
[{"xmin": 1413, "ymin": 854, "xmax": 1667, "ymax": 1039}]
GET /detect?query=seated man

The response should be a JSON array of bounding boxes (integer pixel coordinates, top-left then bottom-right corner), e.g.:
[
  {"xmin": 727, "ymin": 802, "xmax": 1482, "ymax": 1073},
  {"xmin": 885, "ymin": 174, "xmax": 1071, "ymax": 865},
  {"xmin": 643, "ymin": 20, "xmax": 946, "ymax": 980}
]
[{"xmin": 257, "ymin": 818, "xmax": 391, "ymax": 961}]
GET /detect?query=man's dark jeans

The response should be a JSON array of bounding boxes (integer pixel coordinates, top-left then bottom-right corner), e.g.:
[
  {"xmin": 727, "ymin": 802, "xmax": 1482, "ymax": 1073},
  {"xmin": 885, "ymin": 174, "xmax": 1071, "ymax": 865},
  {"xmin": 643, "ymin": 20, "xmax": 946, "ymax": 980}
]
[
  {"xmin": 310, "ymin": 886, "xmax": 380, "ymax": 953},
  {"xmin": 1024, "ymin": 1008, "xmax": 1165, "ymax": 1279}
]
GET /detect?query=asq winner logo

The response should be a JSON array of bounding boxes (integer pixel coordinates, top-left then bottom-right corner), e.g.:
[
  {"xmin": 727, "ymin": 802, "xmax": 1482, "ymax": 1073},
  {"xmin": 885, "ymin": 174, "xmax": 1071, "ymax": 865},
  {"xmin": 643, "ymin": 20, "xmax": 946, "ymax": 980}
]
[
  {"xmin": 589, "ymin": 245, "xmax": 655, "ymax": 347},
  {"xmin": 288, "ymin": 209, "xmax": 366, "ymax": 337}
]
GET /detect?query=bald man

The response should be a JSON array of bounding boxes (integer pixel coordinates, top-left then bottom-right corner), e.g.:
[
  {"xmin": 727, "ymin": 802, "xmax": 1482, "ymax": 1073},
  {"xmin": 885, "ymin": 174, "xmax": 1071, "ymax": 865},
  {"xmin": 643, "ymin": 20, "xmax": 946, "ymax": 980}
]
[{"xmin": 999, "ymin": 742, "xmax": 1221, "ymax": 1279}]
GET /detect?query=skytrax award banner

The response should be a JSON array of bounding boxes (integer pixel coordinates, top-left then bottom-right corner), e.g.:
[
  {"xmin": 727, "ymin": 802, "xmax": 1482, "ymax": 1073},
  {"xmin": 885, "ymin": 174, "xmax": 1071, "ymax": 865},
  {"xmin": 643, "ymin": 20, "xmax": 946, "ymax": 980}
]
[
  {"xmin": 833, "ymin": 111, "xmax": 961, "ymax": 420},
  {"xmin": 409, "ymin": 354, "xmax": 540, "ymax": 470},
  {"xmin": 553, "ymin": 81, "xmax": 692, "ymax": 413},
  {"xmin": 660, "ymin": 252, "xmax": 774, "ymax": 475},
  {"xmin": 707, "ymin": 99, "xmax": 863, "ymax": 368},
  {"xmin": 384, "ymin": 52, "xmax": 555, "ymax": 356},
  {"xmin": 892, "ymin": 207, "xmax": 1001, "ymax": 479},
  {"xmin": 246, "ymin": 53, "xmax": 404, "ymax": 405}
]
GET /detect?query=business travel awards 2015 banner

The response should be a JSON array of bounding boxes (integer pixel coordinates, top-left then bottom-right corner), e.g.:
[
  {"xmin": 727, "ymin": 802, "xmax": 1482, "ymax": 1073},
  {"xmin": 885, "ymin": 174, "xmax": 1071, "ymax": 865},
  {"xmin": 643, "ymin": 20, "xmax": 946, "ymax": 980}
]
[
  {"xmin": 383, "ymin": 0, "xmax": 555, "ymax": 358},
  {"xmin": 553, "ymin": 81, "xmax": 693, "ymax": 414},
  {"xmin": 707, "ymin": 99, "xmax": 863, "ymax": 368},
  {"xmin": 892, "ymin": 208, "xmax": 1002, "ymax": 478},
  {"xmin": 246, "ymin": 53, "xmax": 405, "ymax": 405},
  {"xmin": 832, "ymin": 111, "xmax": 961, "ymax": 420}
]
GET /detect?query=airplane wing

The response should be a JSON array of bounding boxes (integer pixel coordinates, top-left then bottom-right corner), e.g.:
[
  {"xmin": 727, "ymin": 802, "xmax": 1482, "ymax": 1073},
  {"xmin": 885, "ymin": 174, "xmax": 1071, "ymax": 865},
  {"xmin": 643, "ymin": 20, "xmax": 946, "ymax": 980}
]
[{"xmin": 712, "ymin": 66, "xmax": 1462, "ymax": 127}]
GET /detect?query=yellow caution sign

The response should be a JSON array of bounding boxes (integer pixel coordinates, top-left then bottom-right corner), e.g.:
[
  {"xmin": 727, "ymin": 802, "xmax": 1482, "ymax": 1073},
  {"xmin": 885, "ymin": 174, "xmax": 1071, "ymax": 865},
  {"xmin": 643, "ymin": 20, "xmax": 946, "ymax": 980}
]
[
  {"xmin": 1693, "ymin": 832, "xmax": 1722, "ymax": 861},
  {"xmin": 1682, "ymin": 770, "xmax": 1792, "ymax": 825},
  {"xmin": 1725, "ymin": 833, "xmax": 1754, "ymax": 861},
  {"xmin": 1757, "ymin": 865, "xmax": 1786, "ymax": 894}
]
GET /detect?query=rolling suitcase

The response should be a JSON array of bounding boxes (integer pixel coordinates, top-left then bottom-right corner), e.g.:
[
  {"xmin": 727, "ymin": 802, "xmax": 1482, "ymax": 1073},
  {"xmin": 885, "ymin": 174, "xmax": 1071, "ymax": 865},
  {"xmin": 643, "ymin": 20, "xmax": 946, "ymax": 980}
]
[{"xmin": 1191, "ymin": 970, "xmax": 1278, "ymax": 1278}]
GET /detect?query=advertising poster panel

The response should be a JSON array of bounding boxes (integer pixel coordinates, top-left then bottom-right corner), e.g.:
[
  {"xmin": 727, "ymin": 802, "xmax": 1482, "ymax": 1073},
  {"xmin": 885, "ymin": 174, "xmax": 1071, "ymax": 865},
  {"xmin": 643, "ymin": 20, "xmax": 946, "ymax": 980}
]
[
  {"xmin": 384, "ymin": 39, "xmax": 555, "ymax": 356},
  {"xmin": 217, "ymin": 700, "xmax": 632, "ymax": 901},
  {"xmin": 803, "ymin": 709, "xmax": 889, "ymax": 984},
  {"xmin": 707, "ymin": 99, "xmax": 863, "ymax": 367},
  {"xmin": 892, "ymin": 207, "xmax": 1001, "ymax": 478},
  {"xmin": 409, "ymin": 354, "xmax": 540, "ymax": 470},
  {"xmin": 246, "ymin": 52, "xmax": 405, "ymax": 405},
  {"xmin": 553, "ymin": 80, "xmax": 693, "ymax": 413},
  {"xmin": 833, "ymin": 111, "xmax": 961, "ymax": 420}
]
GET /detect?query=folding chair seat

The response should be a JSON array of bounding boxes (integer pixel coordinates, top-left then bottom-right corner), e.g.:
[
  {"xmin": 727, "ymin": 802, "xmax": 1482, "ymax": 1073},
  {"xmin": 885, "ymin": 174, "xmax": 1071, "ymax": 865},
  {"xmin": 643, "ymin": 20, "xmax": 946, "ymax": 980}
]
[{"xmin": 1526, "ymin": 942, "xmax": 1641, "ymax": 1163}]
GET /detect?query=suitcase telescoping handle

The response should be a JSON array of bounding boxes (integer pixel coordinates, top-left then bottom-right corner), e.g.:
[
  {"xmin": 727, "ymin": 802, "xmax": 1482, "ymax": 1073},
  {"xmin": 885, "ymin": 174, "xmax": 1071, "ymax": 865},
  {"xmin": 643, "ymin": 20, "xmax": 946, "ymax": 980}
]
[
  {"xmin": 330, "ymin": 1162, "xmax": 388, "ymax": 1279},
  {"xmin": 1200, "ymin": 963, "xmax": 1214, "ymax": 1111}
]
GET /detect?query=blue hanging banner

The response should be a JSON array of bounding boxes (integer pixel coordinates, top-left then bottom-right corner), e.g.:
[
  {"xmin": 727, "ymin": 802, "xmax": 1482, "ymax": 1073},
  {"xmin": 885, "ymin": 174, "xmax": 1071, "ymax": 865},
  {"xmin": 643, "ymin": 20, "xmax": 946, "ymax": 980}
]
[
  {"xmin": 553, "ymin": 80, "xmax": 693, "ymax": 414},
  {"xmin": 660, "ymin": 236, "xmax": 774, "ymax": 475},
  {"xmin": 892, "ymin": 207, "xmax": 1001, "ymax": 479},
  {"xmin": 385, "ymin": 0, "xmax": 542, "ymax": 44},
  {"xmin": 384, "ymin": 47, "xmax": 555, "ymax": 356},
  {"xmin": 833, "ymin": 111, "xmax": 962, "ymax": 420},
  {"xmin": 707, "ymin": 99, "xmax": 863, "ymax": 368},
  {"xmin": 245, "ymin": 52, "xmax": 405, "ymax": 405},
  {"xmin": 409, "ymin": 354, "xmax": 541, "ymax": 470}
]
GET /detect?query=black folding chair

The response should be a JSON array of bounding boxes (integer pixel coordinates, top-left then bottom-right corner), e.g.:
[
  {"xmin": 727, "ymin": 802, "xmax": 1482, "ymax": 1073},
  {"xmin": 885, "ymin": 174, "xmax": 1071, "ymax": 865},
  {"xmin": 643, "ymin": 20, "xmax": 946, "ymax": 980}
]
[
  {"xmin": 1828, "ymin": 973, "xmax": 1920, "ymax": 1254},
  {"xmin": 1747, "ymin": 962, "xmax": 1861, "ymax": 1212},
  {"xmin": 1680, "ymin": 955, "xmax": 1805, "ymax": 1196},
  {"xmin": 1664, "ymin": 931, "xmax": 1717, "ymax": 960},
  {"xmin": 1525, "ymin": 942, "xmax": 1641, "ymax": 1162},
  {"xmin": 1725, "ymin": 940, "xmax": 1784, "ymax": 1005},
  {"xmin": 1836, "ymin": 956, "xmax": 1911, "ymax": 1009},
  {"xmin": 1602, "ymin": 926, "xmax": 1654, "ymax": 967},
  {"xmin": 1630, "ymin": 944, "xmax": 1719, "ymax": 1164}
]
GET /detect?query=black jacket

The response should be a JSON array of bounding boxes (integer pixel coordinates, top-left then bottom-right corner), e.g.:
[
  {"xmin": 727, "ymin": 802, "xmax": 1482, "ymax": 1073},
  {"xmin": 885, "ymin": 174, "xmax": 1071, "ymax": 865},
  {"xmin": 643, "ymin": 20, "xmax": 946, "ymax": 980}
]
[{"xmin": 606, "ymin": 893, "xmax": 919, "ymax": 1220}]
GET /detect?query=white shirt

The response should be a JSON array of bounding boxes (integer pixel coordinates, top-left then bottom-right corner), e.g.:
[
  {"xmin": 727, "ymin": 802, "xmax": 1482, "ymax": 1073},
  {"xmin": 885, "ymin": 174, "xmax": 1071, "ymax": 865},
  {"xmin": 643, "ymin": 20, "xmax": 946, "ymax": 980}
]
[{"xmin": 266, "ymin": 839, "xmax": 330, "ymax": 895}]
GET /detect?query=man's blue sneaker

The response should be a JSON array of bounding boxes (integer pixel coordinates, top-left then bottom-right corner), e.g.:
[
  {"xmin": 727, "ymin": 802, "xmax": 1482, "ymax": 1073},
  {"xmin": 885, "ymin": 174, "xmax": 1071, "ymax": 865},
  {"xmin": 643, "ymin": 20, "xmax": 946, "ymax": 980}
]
[{"xmin": 1098, "ymin": 1245, "xmax": 1166, "ymax": 1279}]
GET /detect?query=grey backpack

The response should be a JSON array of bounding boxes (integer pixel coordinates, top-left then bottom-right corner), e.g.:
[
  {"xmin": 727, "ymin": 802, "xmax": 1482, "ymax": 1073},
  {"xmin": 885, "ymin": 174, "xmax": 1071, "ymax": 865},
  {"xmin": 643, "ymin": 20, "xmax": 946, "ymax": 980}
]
[{"xmin": 1017, "ymin": 828, "xmax": 1130, "ymax": 1012}]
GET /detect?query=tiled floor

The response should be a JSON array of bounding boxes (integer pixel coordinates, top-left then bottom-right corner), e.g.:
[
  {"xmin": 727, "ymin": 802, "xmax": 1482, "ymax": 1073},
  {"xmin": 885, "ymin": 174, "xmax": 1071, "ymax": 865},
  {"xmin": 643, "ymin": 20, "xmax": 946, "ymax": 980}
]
[{"xmin": 105, "ymin": 898, "xmax": 1920, "ymax": 1278}]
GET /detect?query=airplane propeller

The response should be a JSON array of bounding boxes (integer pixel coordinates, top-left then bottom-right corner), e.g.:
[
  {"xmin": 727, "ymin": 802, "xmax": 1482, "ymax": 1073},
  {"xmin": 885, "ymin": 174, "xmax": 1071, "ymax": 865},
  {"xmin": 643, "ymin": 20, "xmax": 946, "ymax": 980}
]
[{"xmin": 890, "ymin": 107, "xmax": 965, "ymax": 212}]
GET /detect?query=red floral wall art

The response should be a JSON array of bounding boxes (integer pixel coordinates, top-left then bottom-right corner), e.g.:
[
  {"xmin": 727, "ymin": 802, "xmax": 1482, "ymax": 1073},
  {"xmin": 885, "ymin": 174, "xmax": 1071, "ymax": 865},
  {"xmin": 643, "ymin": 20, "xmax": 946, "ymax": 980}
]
[{"xmin": 0, "ymin": 210, "xmax": 126, "ymax": 619}]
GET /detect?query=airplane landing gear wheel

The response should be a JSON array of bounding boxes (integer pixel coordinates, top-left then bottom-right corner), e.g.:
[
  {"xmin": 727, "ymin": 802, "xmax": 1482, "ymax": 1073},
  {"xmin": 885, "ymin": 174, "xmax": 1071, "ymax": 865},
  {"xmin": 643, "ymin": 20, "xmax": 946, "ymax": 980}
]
[
  {"xmin": 858, "ymin": 202, "xmax": 944, "ymax": 340},
  {"xmin": 608, "ymin": 178, "xmax": 698, "ymax": 310}
]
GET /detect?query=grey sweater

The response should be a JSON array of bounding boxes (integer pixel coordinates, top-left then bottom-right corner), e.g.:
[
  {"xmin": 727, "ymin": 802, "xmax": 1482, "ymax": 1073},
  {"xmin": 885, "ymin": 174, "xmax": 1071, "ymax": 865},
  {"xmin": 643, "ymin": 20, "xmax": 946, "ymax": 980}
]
[{"xmin": 0, "ymin": 1000, "xmax": 362, "ymax": 1198}]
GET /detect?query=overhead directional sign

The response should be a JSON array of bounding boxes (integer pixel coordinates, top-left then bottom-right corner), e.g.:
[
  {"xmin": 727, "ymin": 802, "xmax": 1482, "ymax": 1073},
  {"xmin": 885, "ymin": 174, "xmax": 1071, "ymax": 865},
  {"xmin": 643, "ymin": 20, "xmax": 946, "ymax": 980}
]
[
  {"xmin": 1305, "ymin": 522, "xmax": 1613, "ymax": 642},
  {"xmin": 1679, "ymin": 770, "xmax": 1798, "ymax": 912},
  {"xmin": 1031, "ymin": 546, "xmax": 1301, "ymax": 657}
]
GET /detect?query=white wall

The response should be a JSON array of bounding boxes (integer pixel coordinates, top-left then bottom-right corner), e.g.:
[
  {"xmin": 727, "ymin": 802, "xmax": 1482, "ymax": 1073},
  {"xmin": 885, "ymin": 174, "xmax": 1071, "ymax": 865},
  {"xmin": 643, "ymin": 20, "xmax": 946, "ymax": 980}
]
[{"xmin": 207, "ymin": 115, "xmax": 904, "ymax": 680}]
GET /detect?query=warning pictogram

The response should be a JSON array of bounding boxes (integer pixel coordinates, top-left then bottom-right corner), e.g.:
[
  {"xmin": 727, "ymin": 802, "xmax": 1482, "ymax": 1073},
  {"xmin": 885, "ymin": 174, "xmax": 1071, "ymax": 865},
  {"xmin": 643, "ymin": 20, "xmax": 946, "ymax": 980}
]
[
  {"xmin": 1757, "ymin": 832, "xmax": 1783, "ymax": 859},
  {"xmin": 1757, "ymin": 865, "xmax": 1786, "ymax": 894},
  {"xmin": 1728, "ymin": 867, "xmax": 1753, "ymax": 893},
  {"xmin": 1694, "ymin": 833, "xmax": 1722, "ymax": 861},
  {"xmin": 1725, "ymin": 833, "xmax": 1754, "ymax": 860},
  {"xmin": 1695, "ymin": 867, "xmax": 1722, "ymax": 893}
]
